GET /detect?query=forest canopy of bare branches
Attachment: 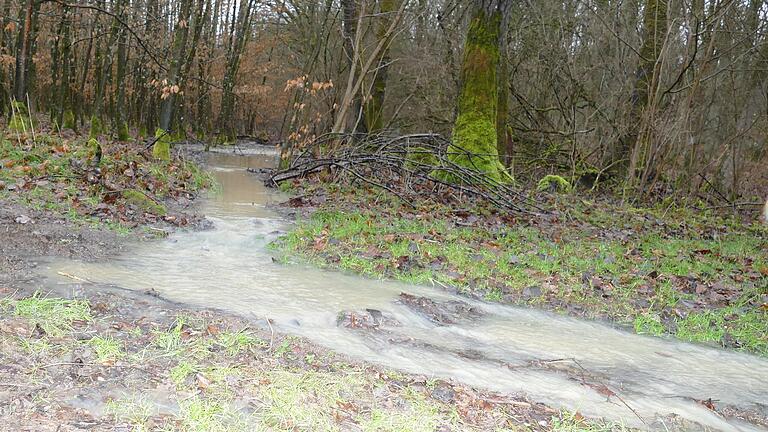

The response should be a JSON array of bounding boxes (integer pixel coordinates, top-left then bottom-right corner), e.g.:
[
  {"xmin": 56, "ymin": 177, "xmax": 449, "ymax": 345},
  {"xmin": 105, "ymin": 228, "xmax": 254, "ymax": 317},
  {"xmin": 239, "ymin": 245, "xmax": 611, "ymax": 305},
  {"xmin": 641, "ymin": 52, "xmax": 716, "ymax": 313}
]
[{"xmin": 0, "ymin": 0, "xmax": 766, "ymax": 201}]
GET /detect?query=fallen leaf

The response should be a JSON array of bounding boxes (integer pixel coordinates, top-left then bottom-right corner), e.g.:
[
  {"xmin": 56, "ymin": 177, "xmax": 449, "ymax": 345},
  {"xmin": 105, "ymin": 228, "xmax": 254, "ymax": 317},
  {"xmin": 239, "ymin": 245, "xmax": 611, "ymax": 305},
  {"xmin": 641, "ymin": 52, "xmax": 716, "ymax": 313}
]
[{"xmin": 196, "ymin": 373, "xmax": 211, "ymax": 390}]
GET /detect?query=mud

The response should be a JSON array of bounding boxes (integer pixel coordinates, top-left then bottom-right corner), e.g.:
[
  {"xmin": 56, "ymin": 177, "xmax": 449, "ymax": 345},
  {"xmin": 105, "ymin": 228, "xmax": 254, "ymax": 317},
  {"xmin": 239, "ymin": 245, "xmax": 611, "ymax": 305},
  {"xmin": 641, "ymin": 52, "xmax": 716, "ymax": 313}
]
[{"xmin": 0, "ymin": 201, "xmax": 124, "ymax": 287}]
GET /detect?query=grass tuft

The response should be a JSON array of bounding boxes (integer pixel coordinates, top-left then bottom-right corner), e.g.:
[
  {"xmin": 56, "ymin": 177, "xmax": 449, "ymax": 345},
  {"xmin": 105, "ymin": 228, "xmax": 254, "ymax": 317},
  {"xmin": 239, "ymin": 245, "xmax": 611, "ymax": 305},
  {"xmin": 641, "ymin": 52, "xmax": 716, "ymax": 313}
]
[{"xmin": 12, "ymin": 294, "xmax": 91, "ymax": 337}]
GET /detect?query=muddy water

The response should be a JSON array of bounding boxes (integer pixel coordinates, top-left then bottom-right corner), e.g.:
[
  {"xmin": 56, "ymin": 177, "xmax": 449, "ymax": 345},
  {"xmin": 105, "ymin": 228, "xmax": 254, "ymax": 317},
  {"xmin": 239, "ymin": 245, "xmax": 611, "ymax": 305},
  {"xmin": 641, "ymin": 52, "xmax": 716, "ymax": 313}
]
[{"xmin": 41, "ymin": 152, "xmax": 768, "ymax": 431}]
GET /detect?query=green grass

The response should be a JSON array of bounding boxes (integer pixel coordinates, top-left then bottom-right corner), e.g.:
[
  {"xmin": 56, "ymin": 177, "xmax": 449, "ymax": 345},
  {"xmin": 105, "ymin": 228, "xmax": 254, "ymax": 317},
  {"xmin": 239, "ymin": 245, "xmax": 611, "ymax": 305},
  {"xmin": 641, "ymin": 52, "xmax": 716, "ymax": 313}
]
[
  {"xmin": 105, "ymin": 396, "xmax": 155, "ymax": 431},
  {"xmin": 273, "ymin": 203, "xmax": 768, "ymax": 356},
  {"xmin": 551, "ymin": 411, "xmax": 630, "ymax": 431},
  {"xmin": 10, "ymin": 294, "xmax": 91, "ymax": 337},
  {"xmin": 360, "ymin": 387, "xmax": 458, "ymax": 432},
  {"xmin": 151, "ymin": 317, "xmax": 190, "ymax": 354},
  {"xmin": 633, "ymin": 313, "xmax": 665, "ymax": 336},
  {"xmin": 254, "ymin": 370, "xmax": 365, "ymax": 431},
  {"xmin": 2, "ymin": 295, "xmax": 621, "ymax": 431},
  {"xmin": 170, "ymin": 360, "xmax": 201, "ymax": 386},
  {"xmin": 216, "ymin": 330, "xmax": 265, "ymax": 355},
  {"xmin": 87, "ymin": 336, "xmax": 125, "ymax": 363},
  {"xmin": 177, "ymin": 397, "xmax": 249, "ymax": 432},
  {"xmin": 0, "ymin": 131, "xmax": 214, "ymax": 233}
]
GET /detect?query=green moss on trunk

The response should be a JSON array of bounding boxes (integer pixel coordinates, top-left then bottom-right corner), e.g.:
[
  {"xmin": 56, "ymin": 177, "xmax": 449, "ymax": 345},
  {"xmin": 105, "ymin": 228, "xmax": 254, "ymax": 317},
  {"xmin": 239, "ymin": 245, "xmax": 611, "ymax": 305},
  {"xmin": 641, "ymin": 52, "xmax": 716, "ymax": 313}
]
[
  {"xmin": 62, "ymin": 110, "xmax": 76, "ymax": 131},
  {"xmin": 446, "ymin": 9, "xmax": 508, "ymax": 183},
  {"xmin": 117, "ymin": 121, "xmax": 129, "ymax": 141},
  {"xmin": 89, "ymin": 115, "xmax": 102, "ymax": 139},
  {"xmin": 153, "ymin": 128, "xmax": 171, "ymax": 161},
  {"xmin": 9, "ymin": 101, "xmax": 31, "ymax": 132}
]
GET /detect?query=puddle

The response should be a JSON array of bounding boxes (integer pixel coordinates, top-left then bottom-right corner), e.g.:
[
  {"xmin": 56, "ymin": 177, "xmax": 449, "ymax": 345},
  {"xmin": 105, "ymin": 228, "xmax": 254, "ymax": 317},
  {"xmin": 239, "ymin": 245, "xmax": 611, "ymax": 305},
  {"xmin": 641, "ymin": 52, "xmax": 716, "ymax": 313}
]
[{"xmin": 39, "ymin": 152, "xmax": 768, "ymax": 431}]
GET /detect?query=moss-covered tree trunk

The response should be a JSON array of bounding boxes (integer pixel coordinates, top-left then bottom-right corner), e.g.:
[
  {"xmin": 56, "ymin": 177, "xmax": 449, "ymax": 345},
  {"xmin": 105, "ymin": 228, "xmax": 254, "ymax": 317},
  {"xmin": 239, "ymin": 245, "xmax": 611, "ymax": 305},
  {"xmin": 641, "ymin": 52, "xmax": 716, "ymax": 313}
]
[
  {"xmin": 12, "ymin": 0, "xmax": 35, "ymax": 102},
  {"xmin": 446, "ymin": 1, "xmax": 507, "ymax": 182},
  {"xmin": 114, "ymin": 0, "xmax": 129, "ymax": 141},
  {"xmin": 0, "ymin": 0, "xmax": 10, "ymax": 118},
  {"xmin": 496, "ymin": 49, "xmax": 513, "ymax": 167}
]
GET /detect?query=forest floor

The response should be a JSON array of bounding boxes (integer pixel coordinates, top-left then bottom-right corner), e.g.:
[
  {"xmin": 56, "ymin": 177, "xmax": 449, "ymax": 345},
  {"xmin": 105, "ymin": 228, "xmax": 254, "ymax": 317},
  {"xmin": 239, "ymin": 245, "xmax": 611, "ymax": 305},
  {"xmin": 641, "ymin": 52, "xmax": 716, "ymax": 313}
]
[
  {"xmin": 271, "ymin": 179, "xmax": 768, "ymax": 357},
  {"xmin": 0, "ymin": 127, "xmax": 622, "ymax": 431}
]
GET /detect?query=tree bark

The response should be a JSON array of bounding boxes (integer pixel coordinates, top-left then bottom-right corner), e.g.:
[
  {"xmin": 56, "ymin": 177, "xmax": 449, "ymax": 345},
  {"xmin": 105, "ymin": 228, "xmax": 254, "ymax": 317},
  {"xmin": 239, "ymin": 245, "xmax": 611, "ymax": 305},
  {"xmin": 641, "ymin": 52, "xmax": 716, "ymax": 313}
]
[
  {"xmin": 362, "ymin": 0, "xmax": 402, "ymax": 133},
  {"xmin": 612, "ymin": 0, "xmax": 668, "ymax": 179},
  {"xmin": 445, "ymin": 0, "xmax": 508, "ymax": 182},
  {"xmin": 13, "ymin": 0, "xmax": 35, "ymax": 102},
  {"xmin": 155, "ymin": 0, "xmax": 193, "ymax": 159}
]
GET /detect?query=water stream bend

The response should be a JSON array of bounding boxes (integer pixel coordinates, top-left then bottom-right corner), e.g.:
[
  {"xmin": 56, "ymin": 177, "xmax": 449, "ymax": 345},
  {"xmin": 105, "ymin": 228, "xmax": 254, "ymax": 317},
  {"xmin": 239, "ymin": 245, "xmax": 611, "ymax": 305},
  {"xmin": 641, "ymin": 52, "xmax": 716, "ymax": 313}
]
[{"xmin": 41, "ymin": 152, "xmax": 768, "ymax": 431}]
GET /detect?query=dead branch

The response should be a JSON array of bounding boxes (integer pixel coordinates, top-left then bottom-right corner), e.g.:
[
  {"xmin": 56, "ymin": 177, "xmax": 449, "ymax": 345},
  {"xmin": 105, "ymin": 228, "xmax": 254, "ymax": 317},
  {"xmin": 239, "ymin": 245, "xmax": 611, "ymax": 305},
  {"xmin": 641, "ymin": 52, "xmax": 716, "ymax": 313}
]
[{"xmin": 267, "ymin": 132, "xmax": 542, "ymax": 215}]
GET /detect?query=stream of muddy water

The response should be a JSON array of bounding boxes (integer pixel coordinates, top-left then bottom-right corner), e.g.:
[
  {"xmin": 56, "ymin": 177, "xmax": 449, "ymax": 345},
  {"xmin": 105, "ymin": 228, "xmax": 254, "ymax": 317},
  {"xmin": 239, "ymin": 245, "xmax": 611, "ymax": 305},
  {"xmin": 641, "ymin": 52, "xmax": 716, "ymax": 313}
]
[{"xmin": 40, "ymin": 151, "xmax": 768, "ymax": 431}]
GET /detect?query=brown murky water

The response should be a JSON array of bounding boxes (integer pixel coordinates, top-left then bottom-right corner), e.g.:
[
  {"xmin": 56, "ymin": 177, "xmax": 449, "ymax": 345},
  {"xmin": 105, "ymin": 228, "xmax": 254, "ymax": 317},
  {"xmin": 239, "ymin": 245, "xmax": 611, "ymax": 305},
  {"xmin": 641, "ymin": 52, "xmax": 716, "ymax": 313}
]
[{"xmin": 41, "ymin": 151, "xmax": 768, "ymax": 431}]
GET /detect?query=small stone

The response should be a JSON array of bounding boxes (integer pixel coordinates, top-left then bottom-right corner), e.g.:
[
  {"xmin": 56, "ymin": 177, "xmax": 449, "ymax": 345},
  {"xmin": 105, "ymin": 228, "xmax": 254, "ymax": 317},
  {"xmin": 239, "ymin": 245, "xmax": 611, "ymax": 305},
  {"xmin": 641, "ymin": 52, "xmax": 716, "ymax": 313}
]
[
  {"xmin": 14, "ymin": 215, "xmax": 33, "ymax": 224},
  {"xmin": 522, "ymin": 285, "xmax": 542, "ymax": 298},
  {"xmin": 431, "ymin": 384, "xmax": 455, "ymax": 403}
]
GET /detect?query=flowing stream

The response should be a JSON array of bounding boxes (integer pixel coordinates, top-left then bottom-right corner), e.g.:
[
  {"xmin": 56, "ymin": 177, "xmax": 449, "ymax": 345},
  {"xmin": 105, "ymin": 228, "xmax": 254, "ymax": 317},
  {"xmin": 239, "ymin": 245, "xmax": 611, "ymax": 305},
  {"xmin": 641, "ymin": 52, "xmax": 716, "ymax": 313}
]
[{"xmin": 40, "ymin": 151, "xmax": 768, "ymax": 431}]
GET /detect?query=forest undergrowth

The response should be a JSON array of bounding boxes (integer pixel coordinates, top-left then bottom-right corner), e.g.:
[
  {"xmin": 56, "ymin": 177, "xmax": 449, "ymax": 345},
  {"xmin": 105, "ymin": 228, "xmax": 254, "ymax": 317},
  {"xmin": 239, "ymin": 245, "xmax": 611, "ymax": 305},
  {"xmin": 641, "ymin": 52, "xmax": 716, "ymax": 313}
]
[{"xmin": 0, "ymin": 124, "xmax": 213, "ymax": 234}]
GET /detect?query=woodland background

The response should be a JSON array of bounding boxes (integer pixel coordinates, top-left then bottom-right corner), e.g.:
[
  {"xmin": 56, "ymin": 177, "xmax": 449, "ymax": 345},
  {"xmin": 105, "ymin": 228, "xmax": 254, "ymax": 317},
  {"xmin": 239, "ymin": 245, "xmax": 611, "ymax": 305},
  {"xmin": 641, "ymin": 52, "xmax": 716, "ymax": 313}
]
[{"xmin": 0, "ymin": 0, "xmax": 766, "ymax": 202}]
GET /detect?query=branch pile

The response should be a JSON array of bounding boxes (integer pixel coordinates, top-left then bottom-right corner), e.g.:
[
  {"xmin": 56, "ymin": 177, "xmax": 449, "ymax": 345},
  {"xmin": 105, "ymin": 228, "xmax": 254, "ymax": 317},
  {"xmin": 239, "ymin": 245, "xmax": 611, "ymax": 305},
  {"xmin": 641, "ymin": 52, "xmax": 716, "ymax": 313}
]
[{"xmin": 267, "ymin": 133, "xmax": 540, "ymax": 214}]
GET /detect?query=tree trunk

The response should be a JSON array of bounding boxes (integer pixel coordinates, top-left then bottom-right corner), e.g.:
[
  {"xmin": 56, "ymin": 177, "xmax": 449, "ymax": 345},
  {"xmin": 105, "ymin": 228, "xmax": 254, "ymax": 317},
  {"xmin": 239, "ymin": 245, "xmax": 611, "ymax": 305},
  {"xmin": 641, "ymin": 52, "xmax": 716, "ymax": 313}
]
[
  {"xmin": 158, "ymin": 3, "xmax": 191, "ymax": 131},
  {"xmin": 340, "ymin": 0, "xmax": 364, "ymax": 133},
  {"xmin": 612, "ymin": 0, "xmax": 668, "ymax": 178},
  {"xmin": 445, "ymin": 1, "xmax": 507, "ymax": 182},
  {"xmin": 217, "ymin": 0, "xmax": 254, "ymax": 141},
  {"xmin": 496, "ymin": 47, "xmax": 512, "ymax": 167},
  {"xmin": 0, "ymin": 0, "xmax": 10, "ymax": 116},
  {"xmin": 13, "ymin": 0, "xmax": 35, "ymax": 102},
  {"xmin": 362, "ymin": 0, "xmax": 402, "ymax": 133},
  {"xmin": 157, "ymin": 0, "xmax": 193, "ymax": 150},
  {"xmin": 115, "ymin": 20, "xmax": 129, "ymax": 140}
]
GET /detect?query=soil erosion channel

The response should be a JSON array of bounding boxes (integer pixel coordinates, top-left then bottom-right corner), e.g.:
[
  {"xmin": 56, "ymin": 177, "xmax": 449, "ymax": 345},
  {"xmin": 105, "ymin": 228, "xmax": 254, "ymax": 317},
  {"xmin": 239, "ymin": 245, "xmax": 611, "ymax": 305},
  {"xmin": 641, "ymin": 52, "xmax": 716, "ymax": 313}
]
[{"xmin": 40, "ymin": 152, "xmax": 768, "ymax": 431}]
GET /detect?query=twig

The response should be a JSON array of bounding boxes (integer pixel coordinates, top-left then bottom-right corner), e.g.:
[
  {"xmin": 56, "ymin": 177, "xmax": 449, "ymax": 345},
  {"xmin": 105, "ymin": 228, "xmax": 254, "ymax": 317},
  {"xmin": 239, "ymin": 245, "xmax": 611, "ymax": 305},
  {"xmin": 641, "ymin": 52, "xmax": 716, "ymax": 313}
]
[
  {"xmin": 266, "ymin": 318, "xmax": 275, "ymax": 352},
  {"xmin": 57, "ymin": 271, "xmax": 92, "ymax": 283}
]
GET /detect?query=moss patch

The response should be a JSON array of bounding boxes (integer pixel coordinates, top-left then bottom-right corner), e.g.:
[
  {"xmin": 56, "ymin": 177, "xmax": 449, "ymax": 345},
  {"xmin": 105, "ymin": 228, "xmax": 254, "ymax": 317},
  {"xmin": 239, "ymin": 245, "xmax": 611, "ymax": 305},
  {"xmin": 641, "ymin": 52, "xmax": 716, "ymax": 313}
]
[
  {"xmin": 538, "ymin": 175, "xmax": 572, "ymax": 193},
  {"xmin": 62, "ymin": 110, "xmax": 76, "ymax": 131},
  {"xmin": 89, "ymin": 115, "xmax": 102, "ymax": 139},
  {"xmin": 153, "ymin": 128, "xmax": 171, "ymax": 161},
  {"xmin": 123, "ymin": 189, "xmax": 167, "ymax": 215}
]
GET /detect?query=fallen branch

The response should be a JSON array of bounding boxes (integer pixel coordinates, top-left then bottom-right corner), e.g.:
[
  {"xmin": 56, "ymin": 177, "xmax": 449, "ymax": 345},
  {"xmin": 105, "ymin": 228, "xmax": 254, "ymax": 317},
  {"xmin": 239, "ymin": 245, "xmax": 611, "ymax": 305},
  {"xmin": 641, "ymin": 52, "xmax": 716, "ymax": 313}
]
[{"xmin": 268, "ymin": 132, "xmax": 542, "ymax": 214}]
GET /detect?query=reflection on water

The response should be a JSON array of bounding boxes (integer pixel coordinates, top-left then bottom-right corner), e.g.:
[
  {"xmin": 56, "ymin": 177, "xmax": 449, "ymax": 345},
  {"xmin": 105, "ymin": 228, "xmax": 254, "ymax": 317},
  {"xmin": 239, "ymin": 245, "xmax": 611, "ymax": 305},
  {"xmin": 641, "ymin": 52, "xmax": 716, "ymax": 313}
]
[{"xmin": 40, "ymin": 152, "xmax": 768, "ymax": 431}]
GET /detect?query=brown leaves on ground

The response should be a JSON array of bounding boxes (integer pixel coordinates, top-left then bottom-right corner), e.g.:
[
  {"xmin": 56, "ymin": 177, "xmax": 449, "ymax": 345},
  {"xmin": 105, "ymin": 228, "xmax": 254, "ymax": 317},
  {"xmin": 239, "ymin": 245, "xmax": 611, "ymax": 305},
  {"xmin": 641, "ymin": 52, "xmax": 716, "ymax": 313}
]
[{"xmin": 1, "ymin": 131, "xmax": 208, "ymax": 230}]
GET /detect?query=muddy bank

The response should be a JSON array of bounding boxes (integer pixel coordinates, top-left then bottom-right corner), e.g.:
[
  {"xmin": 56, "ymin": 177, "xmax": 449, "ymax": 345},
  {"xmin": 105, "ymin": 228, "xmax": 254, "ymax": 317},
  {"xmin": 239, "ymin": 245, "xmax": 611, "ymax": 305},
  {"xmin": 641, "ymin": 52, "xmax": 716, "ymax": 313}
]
[
  {"xmin": 0, "ymin": 281, "xmax": 562, "ymax": 431},
  {"xmin": 0, "ymin": 201, "xmax": 124, "ymax": 287}
]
